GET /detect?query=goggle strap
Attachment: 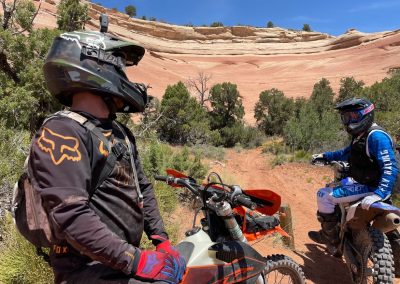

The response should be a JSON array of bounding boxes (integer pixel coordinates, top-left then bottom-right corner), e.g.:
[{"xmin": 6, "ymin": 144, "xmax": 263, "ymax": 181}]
[{"xmin": 360, "ymin": 104, "xmax": 374, "ymax": 115}]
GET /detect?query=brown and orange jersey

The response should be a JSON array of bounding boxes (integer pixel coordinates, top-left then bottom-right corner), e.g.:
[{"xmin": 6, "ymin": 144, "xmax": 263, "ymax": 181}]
[{"xmin": 28, "ymin": 111, "xmax": 167, "ymax": 278}]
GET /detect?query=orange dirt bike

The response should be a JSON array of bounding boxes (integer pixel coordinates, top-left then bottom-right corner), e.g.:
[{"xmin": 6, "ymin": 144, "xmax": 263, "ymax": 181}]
[{"xmin": 155, "ymin": 169, "xmax": 306, "ymax": 284}]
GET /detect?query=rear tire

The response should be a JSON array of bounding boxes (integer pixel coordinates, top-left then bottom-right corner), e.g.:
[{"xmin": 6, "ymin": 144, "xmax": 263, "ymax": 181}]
[
  {"xmin": 354, "ymin": 227, "xmax": 395, "ymax": 284},
  {"xmin": 262, "ymin": 254, "xmax": 306, "ymax": 284}
]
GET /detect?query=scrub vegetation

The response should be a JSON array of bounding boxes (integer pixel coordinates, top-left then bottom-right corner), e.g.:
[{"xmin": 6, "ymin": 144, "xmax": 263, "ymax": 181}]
[{"xmin": 0, "ymin": 1, "xmax": 400, "ymax": 283}]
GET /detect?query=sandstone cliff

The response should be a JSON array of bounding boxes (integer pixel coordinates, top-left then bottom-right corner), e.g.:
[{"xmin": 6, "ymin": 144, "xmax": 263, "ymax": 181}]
[{"xmin": 33, "ymin": 0, "xmax": 400, "ymax": 122}]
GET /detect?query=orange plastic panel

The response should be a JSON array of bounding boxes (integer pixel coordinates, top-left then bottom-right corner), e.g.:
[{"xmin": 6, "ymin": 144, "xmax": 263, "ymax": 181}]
[{"xmin": 243, "ymin": 189, "xmax": 281, "ymax": 216}]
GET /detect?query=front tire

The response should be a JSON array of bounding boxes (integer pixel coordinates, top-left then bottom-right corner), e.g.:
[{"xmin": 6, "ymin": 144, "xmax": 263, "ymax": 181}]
[{"xmin": 262, "ymin": 254, "xmax": 306, "ymax": 284}]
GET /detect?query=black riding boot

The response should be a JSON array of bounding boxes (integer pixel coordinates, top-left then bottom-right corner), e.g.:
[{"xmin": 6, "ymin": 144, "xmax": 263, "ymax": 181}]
[{"xmin": 308, "ymin": 212, "xmax": 340, "ymax": 247}]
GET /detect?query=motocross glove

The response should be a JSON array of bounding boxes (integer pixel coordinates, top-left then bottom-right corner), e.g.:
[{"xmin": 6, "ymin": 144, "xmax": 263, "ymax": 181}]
[
  {"xmin": 132, "ymin": 249, "xmax": 183, "ymax": 284},
  {"xmin": 361, "ymin": 194, "xmax": 382, "ymax": 210},
  {"xmin": 311, "ymin": 153, "xmax": 327, "ymax": 165},
  {"xmin": 152, "ymin": 235, "xmax": 186, "ymax": 278}
]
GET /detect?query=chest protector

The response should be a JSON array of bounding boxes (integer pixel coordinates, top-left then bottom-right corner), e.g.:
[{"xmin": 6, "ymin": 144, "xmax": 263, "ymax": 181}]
[{"xmin": 349, "ymin": 125, "xmax": 385, "ymax": 187}]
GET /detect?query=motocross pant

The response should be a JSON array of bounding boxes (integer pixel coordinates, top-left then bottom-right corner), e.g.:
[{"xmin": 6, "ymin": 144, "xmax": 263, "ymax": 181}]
[{"xmin": 316, "ymin": 178, "xmax": 371, "ymax": 214}]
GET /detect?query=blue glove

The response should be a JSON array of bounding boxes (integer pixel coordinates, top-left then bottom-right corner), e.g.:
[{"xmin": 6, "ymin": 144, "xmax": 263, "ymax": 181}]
[{"xmin": 361, "ymin": 194, "xmax": 382, "ymax": 210}]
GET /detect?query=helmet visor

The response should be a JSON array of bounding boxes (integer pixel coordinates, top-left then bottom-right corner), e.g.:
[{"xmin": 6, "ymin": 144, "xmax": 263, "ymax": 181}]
[{"xmin": 340, "ymin": 103, "xmax": 374, "ymax": 125}]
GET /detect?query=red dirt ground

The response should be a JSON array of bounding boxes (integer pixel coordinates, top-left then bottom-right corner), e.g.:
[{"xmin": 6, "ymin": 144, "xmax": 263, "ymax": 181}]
[{"xmin": 174, "ymin": 148, "xmax": 400, "ymax": 284}]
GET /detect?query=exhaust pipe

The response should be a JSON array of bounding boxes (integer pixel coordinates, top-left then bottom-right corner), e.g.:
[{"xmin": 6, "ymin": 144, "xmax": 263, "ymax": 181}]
[{"xmin": 372, "ymin": 213, "xmax": 400, "ymax": 233}]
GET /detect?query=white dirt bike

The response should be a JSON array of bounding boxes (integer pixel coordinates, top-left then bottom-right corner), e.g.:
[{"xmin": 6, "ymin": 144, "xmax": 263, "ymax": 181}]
[
  {"xmin": 155, "ymin": 169, "xmax": 306, "ymax": 284},
  {"xmin": 315, "ymin": 160, "xmax": 400, "ymax": 284}
]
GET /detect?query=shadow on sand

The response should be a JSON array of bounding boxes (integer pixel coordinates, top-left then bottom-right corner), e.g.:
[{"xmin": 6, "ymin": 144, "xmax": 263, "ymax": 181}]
[{"xmin": 294, "ymin": 243, "xmax": 352, "ymax": 284}]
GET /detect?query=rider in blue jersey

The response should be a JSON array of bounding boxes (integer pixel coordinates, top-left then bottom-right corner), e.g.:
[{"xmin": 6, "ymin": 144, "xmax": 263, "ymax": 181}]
[{"xmin": 308, "ymin": 98, "xmax": 399, "ymax": 249}]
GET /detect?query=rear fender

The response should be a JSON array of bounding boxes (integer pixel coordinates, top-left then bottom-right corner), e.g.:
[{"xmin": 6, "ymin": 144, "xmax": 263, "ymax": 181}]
[{"xmin": 346, "ymin": 202, "xmax": 400, "ymax": 231}]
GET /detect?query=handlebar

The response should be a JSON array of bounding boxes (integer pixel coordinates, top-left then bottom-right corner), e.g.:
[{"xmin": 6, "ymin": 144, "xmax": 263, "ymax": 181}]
[
  {"xmin": 235, "ymin": 195, "xmax": 257, "ymax": 210},
  {"xmin": 154, "ymin": 175, "xmax": 169, "ymax": 182},
  {"xmin": 154, "ymin": 175, "xmax": 257, "ymax": 210},
  {"xmin": 154, "ymin": 175, "xmax": 200, "ymax": 196}
]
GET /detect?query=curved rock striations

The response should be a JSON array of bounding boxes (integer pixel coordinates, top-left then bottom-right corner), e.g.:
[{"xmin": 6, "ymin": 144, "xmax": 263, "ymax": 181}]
[{"xmin": 31, "ymin": 1, "xmax": 400, "ymax": 123}]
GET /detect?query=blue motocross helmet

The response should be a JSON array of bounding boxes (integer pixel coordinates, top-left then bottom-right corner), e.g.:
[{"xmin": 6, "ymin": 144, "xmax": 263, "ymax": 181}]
[{"xmin": 335, "ymin": 97, "xmax": 374, "ymax": 136}]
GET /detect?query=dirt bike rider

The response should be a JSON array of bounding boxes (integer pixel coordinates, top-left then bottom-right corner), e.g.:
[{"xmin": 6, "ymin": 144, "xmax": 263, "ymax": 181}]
[
  {"xmin": 308, "ymin": 97, "xmax": 399, "ymax": 251},
  {"xmin": 28, "ymin": 27, "xmax": 186, "ymax": 283}
]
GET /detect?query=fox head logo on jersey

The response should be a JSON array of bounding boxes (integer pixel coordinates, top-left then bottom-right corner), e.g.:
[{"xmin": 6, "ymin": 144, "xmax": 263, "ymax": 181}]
[{"xmin": 37, "ymin": 127, "xmax": 82, "ymax": 165}]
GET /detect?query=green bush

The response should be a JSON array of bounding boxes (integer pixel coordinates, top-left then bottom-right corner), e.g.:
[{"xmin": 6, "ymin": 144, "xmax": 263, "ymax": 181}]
[
  {"xmin": 336, "ymin": 77, "xmax": 365, "ymax": 103},
  {"xmin": 292, "ymin": 150, "xmax": 311, "ymax": 163},
  {"xmin": 0, "ymin": 213, "xmax": 53, "ymax": 284},
  {"xmin": 262, "ymin": 139, "xmax": 288, "ymax": 155},
  {"xmin": 210, "ymin": 22, "xmax": 224, "ymax": 27},
  {"xmin": 240, "ymin": 126, "xmax": 265, "ymax": 149},
  {"xmin": 271, "ymin": 154, "xmax": 288, "ymax": 167},
  {"xmin": 125, "ymin": 5, "xmax": 136, "ymax": 17},
  {"xmin": 0, "ymin": 28, "xmax": 61, "ymax": 133},
  {"xmin": 283, "ymin": 78, "xmax": 345, "ymax": 152},
  {"xmin": 302, "ymin": 23, "xmax": 311, "ymax": 32},
  {"xmin": 254, "ymin": 88, "xmax": 295, "ymax": 136},
  {"xmin": 57, "ymin": 0, "xmax": 88, "ymax": 32},
  {"xmin": 209, "ymin": 82, "xmax": 244, "ymax": 130},
  {"xmin": 209, "ymin": 82, "xmax": 246, "ymax": 147},
  {"xmin": 157, "ymin": 82, "xmax": 211, "ymax": 145},
  {"xmin": 189, "ymin": 144, "xmax": 225, "ymax": 161}
]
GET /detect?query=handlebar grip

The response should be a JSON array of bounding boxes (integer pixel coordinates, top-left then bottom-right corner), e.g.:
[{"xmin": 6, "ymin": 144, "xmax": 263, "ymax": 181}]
[
  {"xmin": 154, "ymin": 175, "xmax": 168, "ymax": 182},
  {"xmin": 235, "ymin": 195, "xmax": 256, "ymax": 210}
]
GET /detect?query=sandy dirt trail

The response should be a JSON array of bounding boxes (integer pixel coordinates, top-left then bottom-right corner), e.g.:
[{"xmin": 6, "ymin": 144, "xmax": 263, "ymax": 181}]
[{"xmin": 175, "ymin": 148, "xmax": 399, "ymax": 284}]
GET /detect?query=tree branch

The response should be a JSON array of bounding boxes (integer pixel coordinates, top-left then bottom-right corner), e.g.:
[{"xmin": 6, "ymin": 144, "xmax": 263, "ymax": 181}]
[
  {"xmin": 137, "ymin": 113, "xmax": 164, "ymax": 138},
  {"xmin": 13, "ymin": 0, "xmax": 42, "ymax": 35},
  {"xmin": 2, "ymin": 0, "xmax": 18, "ymax": 30},
  {"xmin": 0, "ymin": 51, "xmax": 20, "ymax": 83}
]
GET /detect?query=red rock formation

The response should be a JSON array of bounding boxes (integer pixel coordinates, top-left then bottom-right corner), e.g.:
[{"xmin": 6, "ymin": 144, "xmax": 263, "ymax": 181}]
[{"xmin": 32, "ymin": 1, "xmax": 400, "ymax": 123}]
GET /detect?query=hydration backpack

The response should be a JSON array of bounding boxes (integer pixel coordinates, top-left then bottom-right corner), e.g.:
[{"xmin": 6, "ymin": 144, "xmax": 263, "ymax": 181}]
[{"xmin": 11, "ymin": 111, "xmax": 141, "ymax": 249}]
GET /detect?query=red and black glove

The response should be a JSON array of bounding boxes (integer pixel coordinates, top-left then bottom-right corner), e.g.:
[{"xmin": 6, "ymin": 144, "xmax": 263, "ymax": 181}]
[{"xmin": 132, "ymin": 249, "xmax": 184, "ymax": 284}]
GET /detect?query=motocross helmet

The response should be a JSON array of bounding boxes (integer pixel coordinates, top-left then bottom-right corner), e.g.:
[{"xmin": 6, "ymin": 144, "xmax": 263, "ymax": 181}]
[
  {"xmin": 43, "ymin": 30, "xmax": 147, "ymax": 113},
  {"xmin": 335, "ymin": 97, "xmax": 374, "ymax": 136}
]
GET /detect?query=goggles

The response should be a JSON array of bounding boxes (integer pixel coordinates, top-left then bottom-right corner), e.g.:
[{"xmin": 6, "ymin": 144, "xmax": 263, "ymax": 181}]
[
  {"xmin": 340, "ymin": 104, "xmax": 374, "ymax": 125},
  {"xmin": 82, "ymin": 46, "xmax": 128, "ymax": 70}
]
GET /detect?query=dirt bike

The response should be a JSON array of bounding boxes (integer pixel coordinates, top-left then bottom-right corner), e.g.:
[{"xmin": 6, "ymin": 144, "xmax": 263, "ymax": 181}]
[
  {"xmin": 314, "ymin": 160, "xmax": 400, "ymax": 284},
  {"xmin": 154, "ymin": 169, "xmax": 306, "ymax": 284}
]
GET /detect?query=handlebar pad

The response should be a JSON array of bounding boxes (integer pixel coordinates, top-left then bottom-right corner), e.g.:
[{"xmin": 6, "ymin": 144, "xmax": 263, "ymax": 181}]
[{"xmin": 235, "ymin": 195, "xmax": 257, "ymax": 210}]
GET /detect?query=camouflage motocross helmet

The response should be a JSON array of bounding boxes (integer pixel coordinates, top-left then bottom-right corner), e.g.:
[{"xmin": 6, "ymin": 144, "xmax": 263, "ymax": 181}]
[{"xmin": 43, "ymin": 31, "xmax": 148, "ymax": 113}]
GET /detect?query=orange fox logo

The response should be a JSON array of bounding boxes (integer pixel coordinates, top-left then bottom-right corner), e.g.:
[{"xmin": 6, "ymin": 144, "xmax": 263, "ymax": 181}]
[{"xmin": 37, "ymin": 127, "xmax": 82, "ymax": 165}]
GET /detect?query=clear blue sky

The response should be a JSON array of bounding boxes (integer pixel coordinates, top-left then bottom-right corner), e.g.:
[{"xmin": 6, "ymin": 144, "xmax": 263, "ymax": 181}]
[{"xmin": 95, "ymin": 0, "xmax": 399, "ymax": 36}]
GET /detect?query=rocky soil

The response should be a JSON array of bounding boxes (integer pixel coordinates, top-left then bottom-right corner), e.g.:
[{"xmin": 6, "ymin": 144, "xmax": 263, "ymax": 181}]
[{"xmin": 174, "ymin": 148, "xmax": 400, "ymax": 284}]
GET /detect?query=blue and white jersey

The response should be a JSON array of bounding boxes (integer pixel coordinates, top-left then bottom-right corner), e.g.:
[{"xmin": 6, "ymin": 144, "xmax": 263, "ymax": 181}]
[{"xmin": 324, "ymin": 128, "xmax": 398, "ymax": 199}]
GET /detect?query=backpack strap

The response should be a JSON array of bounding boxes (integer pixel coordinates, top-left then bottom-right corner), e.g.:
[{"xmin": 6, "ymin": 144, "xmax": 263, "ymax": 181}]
[
  {"xmin": 56, "ymin": 110, "xmax": 111, "ymax": 153},
  {"xmin": 365, "ymin": 124, "xmax": 393, "ymax": 158},
  {"xmin": 114, "ymin": 122, "xmax": 144, "ymax": 208}
]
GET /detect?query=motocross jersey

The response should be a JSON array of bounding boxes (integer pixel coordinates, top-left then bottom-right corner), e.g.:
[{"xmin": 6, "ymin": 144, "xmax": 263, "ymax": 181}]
[
  {"xmin": 323, "ymin": 124, "xmax": 398, "ymax": 200},
  {"xmin": 28, "ymin": 111, "xmax": 167, "ymax": 280}
]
